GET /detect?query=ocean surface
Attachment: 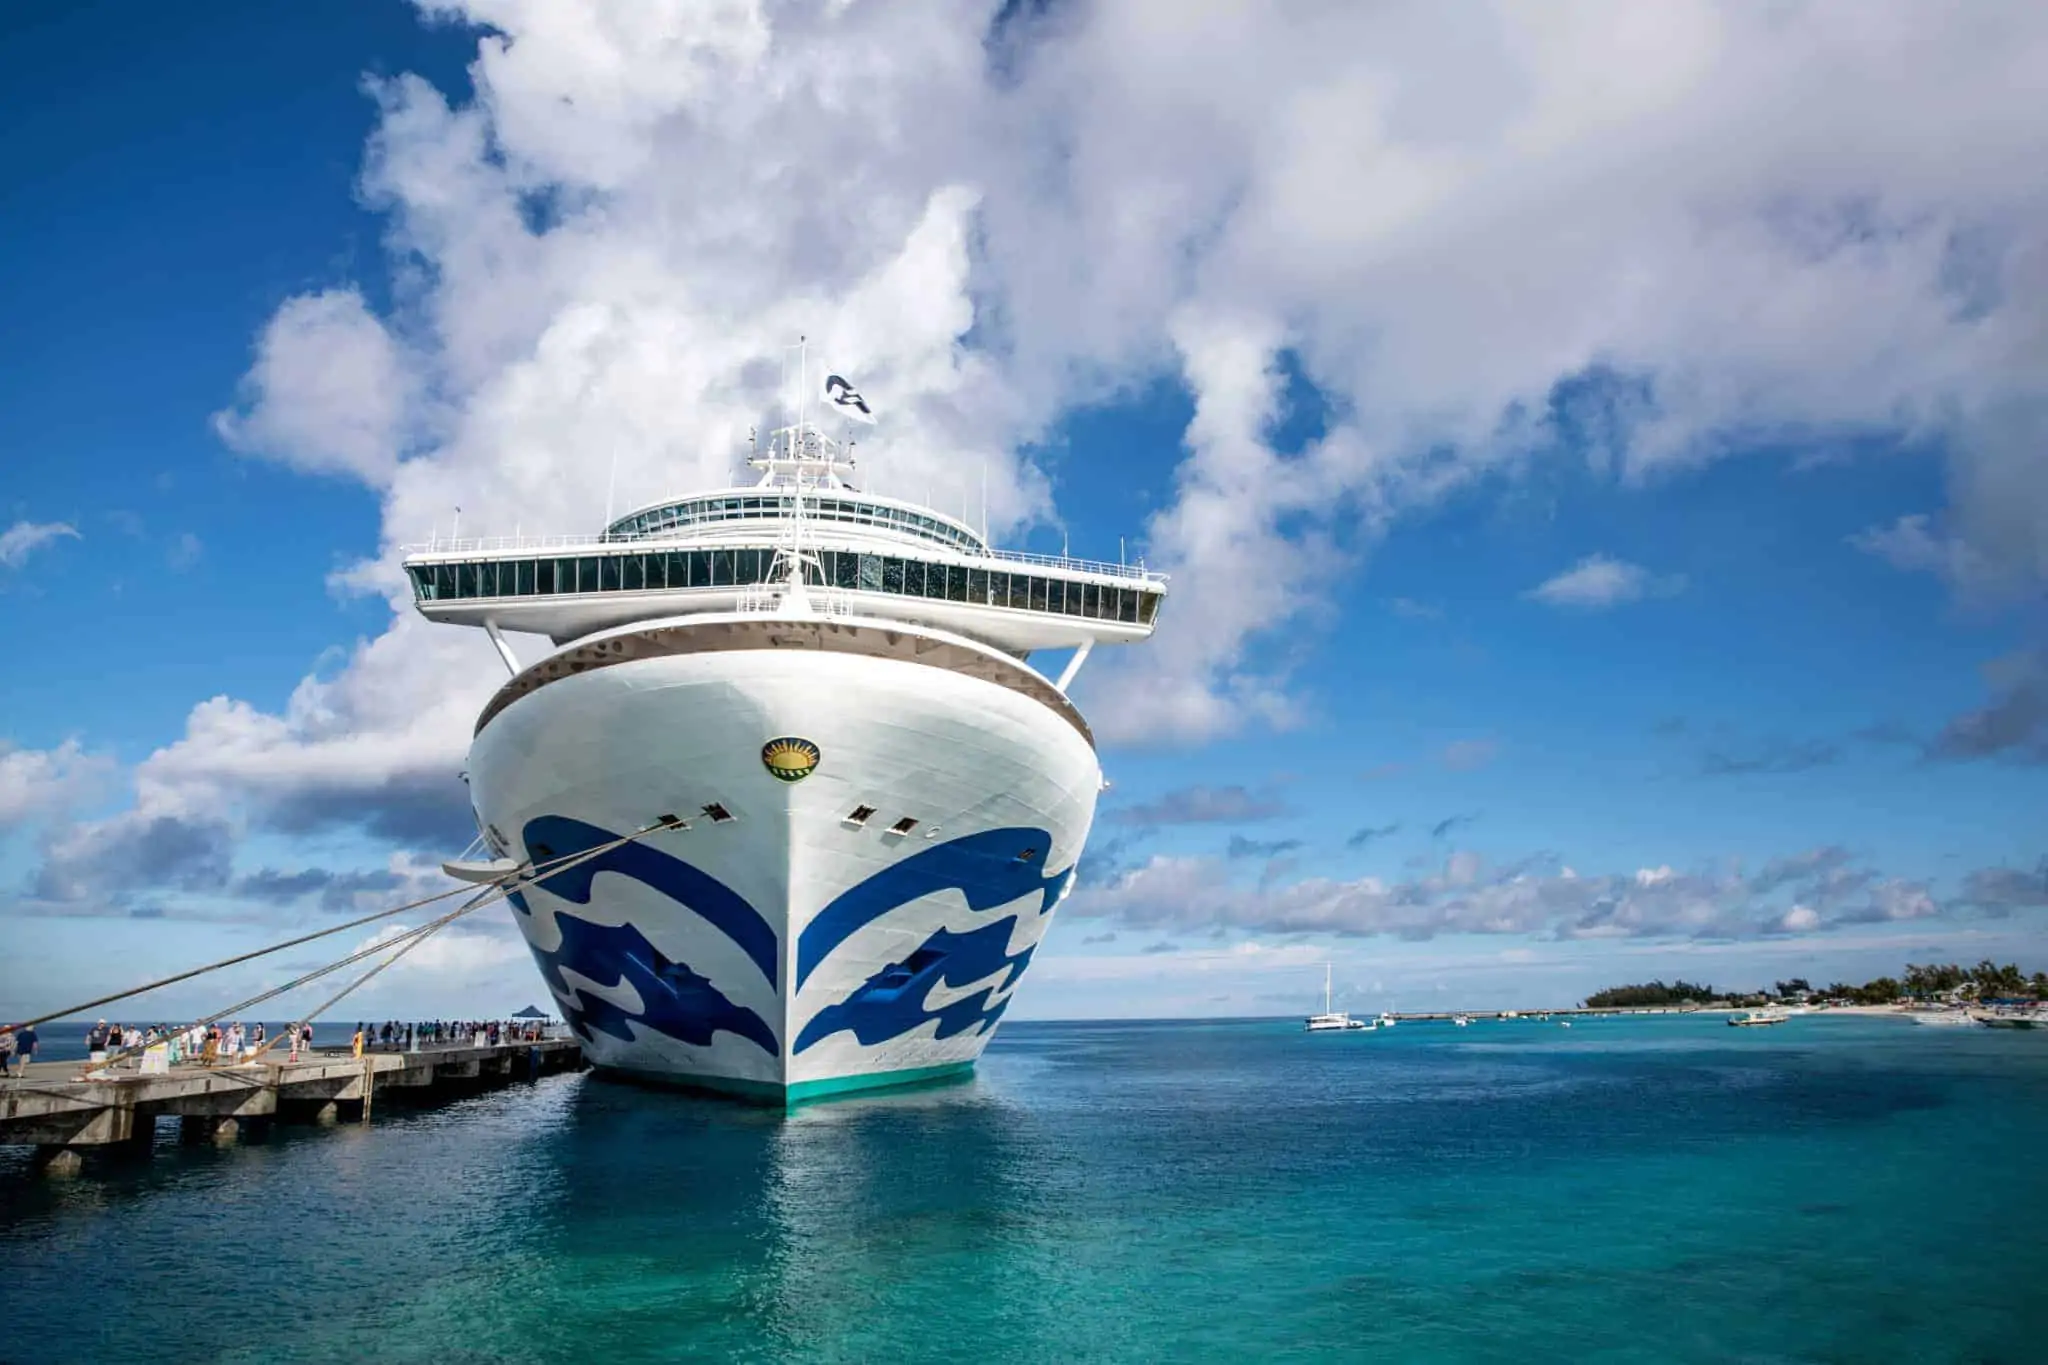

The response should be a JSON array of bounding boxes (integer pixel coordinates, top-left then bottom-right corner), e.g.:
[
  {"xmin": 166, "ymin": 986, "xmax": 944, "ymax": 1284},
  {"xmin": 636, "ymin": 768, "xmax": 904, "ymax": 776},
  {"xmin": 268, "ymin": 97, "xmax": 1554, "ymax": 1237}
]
[{"xmin": 3, "ymin": 1013, "xmax": 2044, "ymax": 1364}]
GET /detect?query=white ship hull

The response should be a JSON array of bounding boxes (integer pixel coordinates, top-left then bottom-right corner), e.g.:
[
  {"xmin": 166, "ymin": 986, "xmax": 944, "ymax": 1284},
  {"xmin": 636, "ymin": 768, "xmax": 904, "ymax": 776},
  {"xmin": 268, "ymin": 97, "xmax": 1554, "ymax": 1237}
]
[{"xmin": 466, "ymin": 634, "xmax": 1099, "ymax": 1104}]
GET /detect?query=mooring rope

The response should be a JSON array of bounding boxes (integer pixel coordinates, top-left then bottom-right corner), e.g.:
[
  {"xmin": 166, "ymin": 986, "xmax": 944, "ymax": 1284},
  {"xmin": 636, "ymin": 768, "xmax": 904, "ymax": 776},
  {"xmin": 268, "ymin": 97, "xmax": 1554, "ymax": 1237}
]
[{"xmin": 14, "ymin": 817, "xmax": 676, "ymax": 1068}]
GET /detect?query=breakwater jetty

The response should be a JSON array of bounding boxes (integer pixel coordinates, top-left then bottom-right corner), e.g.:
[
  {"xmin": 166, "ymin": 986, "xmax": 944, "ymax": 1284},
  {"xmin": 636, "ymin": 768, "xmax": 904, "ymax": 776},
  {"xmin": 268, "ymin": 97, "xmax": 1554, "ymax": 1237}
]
[{"xmin": 2, "ymin": 1038, "xmax": 585, "ymax": 1176}]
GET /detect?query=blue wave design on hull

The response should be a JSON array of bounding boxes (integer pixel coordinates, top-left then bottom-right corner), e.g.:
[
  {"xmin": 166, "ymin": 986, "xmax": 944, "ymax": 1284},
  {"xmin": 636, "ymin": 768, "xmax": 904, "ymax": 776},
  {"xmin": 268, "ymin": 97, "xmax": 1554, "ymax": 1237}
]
[
  {"xmin": 503, "ymin": 816, "xmax": 1076, "ymax": 1063},
  {"xmin": 797, "ymin": 826, "xmax": 1070, "ymax": 989},
  {"xmin": 521, "ymin": 815, "xmax": 778, "ymax": 988},
  {"xmin": 794, "ymin": 917, "xmax": 1036, "ymax": 1054},
  {"xmin": 515, "ymin": 907, "xmax": 780, "ymax": 1057},
  {"xmin": 793, "ymin": 826, "xmax": 1074, "ymax": 1055},
  {"xmin": 509, "ymin": 815, "xmax": 779, "ymax": 1057}
]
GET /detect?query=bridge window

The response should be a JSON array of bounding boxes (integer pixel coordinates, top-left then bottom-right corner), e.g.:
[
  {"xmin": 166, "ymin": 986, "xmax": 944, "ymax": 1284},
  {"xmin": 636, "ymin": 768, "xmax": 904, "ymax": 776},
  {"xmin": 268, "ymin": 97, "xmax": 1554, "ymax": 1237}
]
[{"xmin": 412, "ymin": 546, "xmax": 1162, "ymax": 623}]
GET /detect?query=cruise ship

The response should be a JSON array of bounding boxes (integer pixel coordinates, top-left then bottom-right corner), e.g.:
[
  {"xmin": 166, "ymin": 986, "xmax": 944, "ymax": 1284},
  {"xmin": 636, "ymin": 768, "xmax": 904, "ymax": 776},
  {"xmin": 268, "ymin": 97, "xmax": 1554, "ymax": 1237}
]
[{"xmin": 401, "ymin": 404, "xmax": 1165, "ymax": 1104}]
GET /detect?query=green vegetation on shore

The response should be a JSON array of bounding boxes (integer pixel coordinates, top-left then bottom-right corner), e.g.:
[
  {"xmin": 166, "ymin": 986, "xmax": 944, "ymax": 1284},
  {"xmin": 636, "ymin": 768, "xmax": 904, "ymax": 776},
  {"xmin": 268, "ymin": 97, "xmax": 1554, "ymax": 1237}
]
[
  {"xmin": 1583, "ymin": 981, "xmax": 1719, "ymax": 1008},
  {"xmin": 1584, "ymin": 961, "xmax": 2046, "ymax": 1009}
]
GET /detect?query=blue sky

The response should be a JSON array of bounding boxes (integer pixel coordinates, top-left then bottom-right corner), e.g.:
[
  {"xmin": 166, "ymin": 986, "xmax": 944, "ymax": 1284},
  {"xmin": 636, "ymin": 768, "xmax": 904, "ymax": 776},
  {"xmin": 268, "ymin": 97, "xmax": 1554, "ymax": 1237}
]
[{"xmin": 3, "ymin": 1, "xmax": 2045, "ymax": 1023}]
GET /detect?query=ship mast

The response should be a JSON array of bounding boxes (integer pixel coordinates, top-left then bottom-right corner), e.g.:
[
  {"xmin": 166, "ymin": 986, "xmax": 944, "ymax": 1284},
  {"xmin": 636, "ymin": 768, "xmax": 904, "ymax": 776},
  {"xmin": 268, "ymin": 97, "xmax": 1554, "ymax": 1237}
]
[{"xmin": 748, "ymin": 337, "xmax": 858, "ymax": 614}]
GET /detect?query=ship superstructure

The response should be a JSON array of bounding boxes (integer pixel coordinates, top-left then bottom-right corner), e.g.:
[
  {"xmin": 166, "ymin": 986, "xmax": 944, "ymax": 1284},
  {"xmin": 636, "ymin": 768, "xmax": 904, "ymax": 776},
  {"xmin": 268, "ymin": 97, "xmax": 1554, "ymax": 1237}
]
[{"xmin": 402, "ymin": 412, "xmax": 1164, "ymax": 1103}]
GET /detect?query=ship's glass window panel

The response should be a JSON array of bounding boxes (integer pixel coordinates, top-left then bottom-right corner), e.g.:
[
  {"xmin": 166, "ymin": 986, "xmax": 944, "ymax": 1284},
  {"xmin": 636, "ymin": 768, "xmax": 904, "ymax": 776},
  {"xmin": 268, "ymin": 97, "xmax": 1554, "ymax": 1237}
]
[
  {"xmin": 622, "ymin": 555, "xmax": 645, "ymax": 591},
  {"xmin": 1081, "ymin": 582, "xmax": 1102, "ymax": 619},
  {"xmin": 741, "ymin": 548, "xmax": 767, "ymax": 584},
  {"xmin": 596, "ymin": 556, "xmax": 616, "ymax": 591},
  {"xmin": 661, "ymin": 552, "xmax": 685, "ymax": 588},
  {"xmin": 554, "ymin": 558, "xmax": 575, "ymax": 592},
  {"xmin": 831, "ymin": 550, "xmax": 859, "ymax": 590},
  {"xmin": 860, "ymin": 554, "xmax": 885, "ymax": 592},
  {"xmin": 531, "ymin": 559, "xmax": 553, "ymax": 595},
  {"xmin": 515, "ymin": 560, "xmax": 536, "ymax": 596},
  {"xmin": 716, "ymin": 549, "xmax": 740, "ymax": 586},
  {"xmin": 429, "ymin": 564, "xmax": 452, "ymax": 600},
  {"xmin": 408, "ymin": 566, "xmax": 431, "ymax": 601},
  {"xmin": 803, "ymin": 557, "xmax": 826, "ymax": 587},
  {"xmin": 455, "ymin": 563, "xmax": 477, "ymax": 598},
  {"xmin": 943, "ymin": 564, "xmax": 967, "ymax": 602},
  {"xmin": 684, "ymin": 550, "xmax": 707, "ymax": 586},
  {"xmin": 1139, "ymin": 591, "xmax": 1160, "ymax": 624},
  {"xmin": 1040, "ymin": 578, "xmax": 1060, "ymax": 613},
  {"xmin": 1063, "ymin": 578, "xmax": 1084, "ymax": 614},
  {"xmin": 967, "ymin": 569, "xmax": 988, "ymax": 604},
  {"xmin": 1119, "ymin": 588, "xmax": 1139, "ymax": 623},
  {"xmin": 574, "ymin": 557, "xmax": 597, "ymax": 593},
  {"xmin": 921, "ymin": 562, "xmax": 944, "ymax": 599},
  {"xmin": 1028, "ymin": 576, "xmax": 1049, "ymax": 612},
  {"xmin": 882, "ymin": 557, "xmax": 906, "ymax": 594}
]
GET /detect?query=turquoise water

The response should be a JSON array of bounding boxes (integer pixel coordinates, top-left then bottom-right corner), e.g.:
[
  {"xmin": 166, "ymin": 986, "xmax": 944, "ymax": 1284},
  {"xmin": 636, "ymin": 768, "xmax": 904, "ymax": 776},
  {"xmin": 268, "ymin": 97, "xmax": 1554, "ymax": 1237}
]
[{"xmin": 3, "ymin": 1014, "xmax": 2044, "ymax": 1363}]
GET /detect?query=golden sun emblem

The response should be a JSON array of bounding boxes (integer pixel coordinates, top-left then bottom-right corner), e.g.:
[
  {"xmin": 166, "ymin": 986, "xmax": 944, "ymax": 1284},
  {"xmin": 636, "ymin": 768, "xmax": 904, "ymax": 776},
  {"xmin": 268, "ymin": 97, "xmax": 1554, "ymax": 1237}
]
[{"xmin": 761, "ymin": 737, "xmax": 821, "ymax": 783}]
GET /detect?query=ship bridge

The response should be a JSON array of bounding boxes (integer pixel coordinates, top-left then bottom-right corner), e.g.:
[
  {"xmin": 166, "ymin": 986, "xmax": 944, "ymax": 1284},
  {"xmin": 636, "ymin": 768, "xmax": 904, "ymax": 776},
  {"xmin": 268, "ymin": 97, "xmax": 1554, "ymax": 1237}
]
[{"xmin": 399, "ymin": 425, "xmax": 1167, "ymax": 661}]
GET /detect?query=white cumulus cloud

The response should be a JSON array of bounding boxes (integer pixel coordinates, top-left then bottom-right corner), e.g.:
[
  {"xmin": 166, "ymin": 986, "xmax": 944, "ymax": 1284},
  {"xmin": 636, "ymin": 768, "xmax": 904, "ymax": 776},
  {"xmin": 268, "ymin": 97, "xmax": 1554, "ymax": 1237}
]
[
  {"xmin": 44, "ymin": 0, "xmax": 2048, "ymax": 894},
  {"xmin": 0, "ymin": 739, "xmax": 114, "ymax": 831}
]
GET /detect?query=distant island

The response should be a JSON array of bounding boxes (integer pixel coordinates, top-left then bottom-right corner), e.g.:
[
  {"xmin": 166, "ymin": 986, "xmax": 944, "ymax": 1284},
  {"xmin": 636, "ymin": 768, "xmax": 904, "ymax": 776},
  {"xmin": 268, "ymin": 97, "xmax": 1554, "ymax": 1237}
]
[{"xmin": 1584, "ymin": 960, "xmax": 2047, "ymax": 1010}]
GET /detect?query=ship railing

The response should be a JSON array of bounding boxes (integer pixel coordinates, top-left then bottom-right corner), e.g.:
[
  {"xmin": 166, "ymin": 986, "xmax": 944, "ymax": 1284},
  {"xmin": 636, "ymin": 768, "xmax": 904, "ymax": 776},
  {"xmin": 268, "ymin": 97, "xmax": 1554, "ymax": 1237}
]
[
  {"xmin": 399, "ymin": 531, "xmax": 1165, "ymax": 583},
  {"xmin": 734, "ymin": 585, "xmax": 856, "ymax": 618}
]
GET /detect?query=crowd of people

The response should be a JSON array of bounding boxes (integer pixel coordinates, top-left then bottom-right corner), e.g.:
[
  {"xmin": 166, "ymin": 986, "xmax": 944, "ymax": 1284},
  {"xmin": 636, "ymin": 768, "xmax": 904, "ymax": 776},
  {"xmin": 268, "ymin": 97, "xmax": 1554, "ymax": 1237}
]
[
  {"xmin": 0, "ymin": 1015, "xmax": 558, "ymax": 1079},
  {"xmin": 349, "ymin": 1019, "xmax": 556, "ymax": 1053}
]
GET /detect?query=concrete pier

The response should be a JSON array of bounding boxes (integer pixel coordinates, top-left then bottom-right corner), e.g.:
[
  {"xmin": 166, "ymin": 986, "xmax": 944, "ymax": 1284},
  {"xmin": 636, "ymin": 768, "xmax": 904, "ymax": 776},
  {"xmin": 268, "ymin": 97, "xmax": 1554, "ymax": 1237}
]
[{"xmin": 1, "ymin": 1038, "xmax": 585, "ymax": 1174}]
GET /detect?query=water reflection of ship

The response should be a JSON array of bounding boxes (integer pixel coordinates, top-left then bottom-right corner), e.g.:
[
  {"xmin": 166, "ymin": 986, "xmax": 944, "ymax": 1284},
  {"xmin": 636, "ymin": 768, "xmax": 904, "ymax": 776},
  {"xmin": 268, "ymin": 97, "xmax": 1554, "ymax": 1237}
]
[{"xmin": 541, "ymin": 1062, "xmax": 1040, "ymax": 1352}]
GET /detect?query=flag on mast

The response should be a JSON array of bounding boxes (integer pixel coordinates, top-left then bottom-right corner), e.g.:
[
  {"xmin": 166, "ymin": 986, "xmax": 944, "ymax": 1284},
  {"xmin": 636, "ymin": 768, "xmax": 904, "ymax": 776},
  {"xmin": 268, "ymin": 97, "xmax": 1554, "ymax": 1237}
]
[{"xmin": 824, "ymin": 373, "xmax": 877, "ymax": 425}]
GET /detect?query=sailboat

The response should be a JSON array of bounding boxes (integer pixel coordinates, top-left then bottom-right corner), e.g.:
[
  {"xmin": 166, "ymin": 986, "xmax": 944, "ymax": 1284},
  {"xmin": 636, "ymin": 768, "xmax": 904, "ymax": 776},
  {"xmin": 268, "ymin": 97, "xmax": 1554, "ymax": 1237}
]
[{"xmin": 1305, "ymin": 964, "xmax": 1374, "ymax": 1032}]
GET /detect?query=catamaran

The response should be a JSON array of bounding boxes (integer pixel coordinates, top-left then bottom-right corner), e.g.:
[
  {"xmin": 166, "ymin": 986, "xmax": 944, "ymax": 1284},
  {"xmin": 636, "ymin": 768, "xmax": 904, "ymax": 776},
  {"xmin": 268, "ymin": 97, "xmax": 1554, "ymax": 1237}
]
[{"xmin": 1305, "ymin": 964, "xmax": 1373, "ymax": 1032}]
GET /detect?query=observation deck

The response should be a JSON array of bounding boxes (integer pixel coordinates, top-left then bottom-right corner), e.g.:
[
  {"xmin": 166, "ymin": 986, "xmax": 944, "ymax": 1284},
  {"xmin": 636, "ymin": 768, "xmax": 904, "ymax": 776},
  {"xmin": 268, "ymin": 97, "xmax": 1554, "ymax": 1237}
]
[{"xmin": 400, "ymin": 427, "xmax": 1167, "ymax": 657}]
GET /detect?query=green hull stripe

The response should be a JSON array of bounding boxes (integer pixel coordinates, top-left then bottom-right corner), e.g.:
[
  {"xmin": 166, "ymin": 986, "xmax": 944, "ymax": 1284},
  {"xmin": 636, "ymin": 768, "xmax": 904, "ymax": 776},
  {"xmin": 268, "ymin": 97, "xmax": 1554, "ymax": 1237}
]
[{"xmin": 596, "ymin": 1060, "xmax": 976, "ymax": 1109}]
